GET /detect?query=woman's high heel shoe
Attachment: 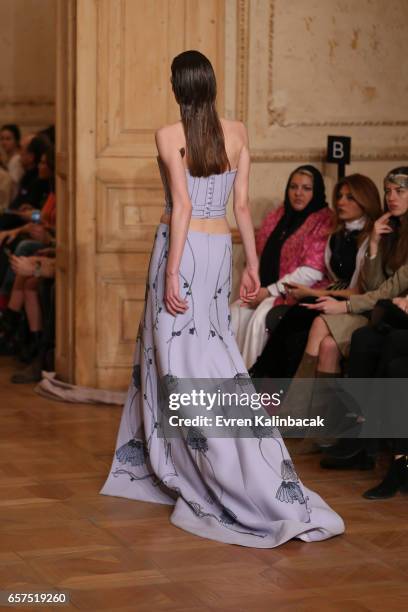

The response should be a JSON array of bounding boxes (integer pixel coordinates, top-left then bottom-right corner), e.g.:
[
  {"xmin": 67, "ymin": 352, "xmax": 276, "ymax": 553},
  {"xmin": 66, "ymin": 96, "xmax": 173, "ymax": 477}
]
[{"xmin": 363, "ymin": 456, "xmax": 408, "ymax": 499}]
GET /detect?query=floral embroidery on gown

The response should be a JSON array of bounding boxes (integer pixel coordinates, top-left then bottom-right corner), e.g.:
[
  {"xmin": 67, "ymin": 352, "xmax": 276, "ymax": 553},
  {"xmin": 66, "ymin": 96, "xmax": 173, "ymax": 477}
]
[{"xmin": 100, "ymin": 165, "xmax": 344, "ymax": 547}]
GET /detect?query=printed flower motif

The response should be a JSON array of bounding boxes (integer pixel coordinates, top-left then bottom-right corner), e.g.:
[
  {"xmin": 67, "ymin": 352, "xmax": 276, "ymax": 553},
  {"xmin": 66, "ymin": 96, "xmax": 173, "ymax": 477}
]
[
  {"xmin": 161, "ymin": 374, "xmax": 179, "ymax": 394},
  {"xmin": 251, "ymin": 423, "xmax": 275, "ymax": 439},
  {"xmin": 281, "ymin": 459, "xmax": 298, "ymax": 481},
  {"xmin": 132, "ymin": 365, "xmax": 141, "ymax": 389},
  {"xmin": 116, "ymin": 439, "xmax": 147, "ymax": 466},
  {"xmin": 219, "ymin": 506, "xmax": 237, "ymax": 525},
  {"xmin": 187, "ymin": 501, "xmax": 204, "ymax": 517},
  {"xmin": 186, "ymin": 427, "xmax": 208, "ymax": 453},
  {"xmin": 276, "ymin": 481, "xmax": 305, "ymax": 504}
]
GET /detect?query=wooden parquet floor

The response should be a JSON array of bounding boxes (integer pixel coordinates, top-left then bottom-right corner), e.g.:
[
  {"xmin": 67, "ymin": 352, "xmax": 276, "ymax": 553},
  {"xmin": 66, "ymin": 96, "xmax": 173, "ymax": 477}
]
[{"xmin": 1, "ymin": 357, "xmax": 408, "ymax": 611}]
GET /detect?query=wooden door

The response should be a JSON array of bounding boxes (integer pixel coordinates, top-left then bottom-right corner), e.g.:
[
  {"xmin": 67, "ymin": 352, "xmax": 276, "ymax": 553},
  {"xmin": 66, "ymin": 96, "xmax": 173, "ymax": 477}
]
[{"xmin": 71, "ymin": 0, "xmax": 225, "ymax": 389}]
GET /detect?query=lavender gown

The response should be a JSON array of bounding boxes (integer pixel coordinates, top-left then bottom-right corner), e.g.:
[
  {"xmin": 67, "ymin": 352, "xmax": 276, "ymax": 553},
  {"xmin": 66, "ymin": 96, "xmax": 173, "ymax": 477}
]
[{"xmin": 100, "ymin": 162, "xmax": 344, "ymax": 547}]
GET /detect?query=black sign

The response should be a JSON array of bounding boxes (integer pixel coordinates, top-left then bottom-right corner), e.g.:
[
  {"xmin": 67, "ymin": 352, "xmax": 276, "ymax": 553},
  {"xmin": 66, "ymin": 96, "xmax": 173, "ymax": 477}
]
[{"xmin": 327, "ymin": 135, "xmax": 351, "ymax": 165}]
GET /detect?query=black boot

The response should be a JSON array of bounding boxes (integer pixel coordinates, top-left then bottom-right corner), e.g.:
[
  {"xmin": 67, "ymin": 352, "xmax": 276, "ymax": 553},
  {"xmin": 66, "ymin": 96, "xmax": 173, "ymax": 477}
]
[
  {"xmin": 11, "ymin": 357, "xmax": 42, "ymax": 384},
  {"xmin": 363, "ymin": 456, "xmax": 408, "ymax": 499}
]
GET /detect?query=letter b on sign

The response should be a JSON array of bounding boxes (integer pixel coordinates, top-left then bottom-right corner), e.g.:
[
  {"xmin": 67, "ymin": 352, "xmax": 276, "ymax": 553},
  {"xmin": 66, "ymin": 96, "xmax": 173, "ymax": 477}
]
[{"xmin": 327, "ymin": 136, "xmax": 351, "ymax": 164}]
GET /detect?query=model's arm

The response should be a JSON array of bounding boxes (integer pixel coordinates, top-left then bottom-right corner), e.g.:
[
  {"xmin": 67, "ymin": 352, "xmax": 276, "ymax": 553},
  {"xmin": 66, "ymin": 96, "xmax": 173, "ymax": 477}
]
[
  {"xmin": 155, "ymin": 127, "xmax": 192, "ymax": 316},
  {"xmin": 232, "ymin": 125, "xmax": 260, "ymax": 302}
]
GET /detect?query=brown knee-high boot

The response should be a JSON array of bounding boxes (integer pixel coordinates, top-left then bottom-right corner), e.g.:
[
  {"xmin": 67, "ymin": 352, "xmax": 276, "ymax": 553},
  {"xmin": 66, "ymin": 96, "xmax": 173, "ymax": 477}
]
[{"xmin": 278, "ymin": 352, "xmax": 318, "ymax": 428}]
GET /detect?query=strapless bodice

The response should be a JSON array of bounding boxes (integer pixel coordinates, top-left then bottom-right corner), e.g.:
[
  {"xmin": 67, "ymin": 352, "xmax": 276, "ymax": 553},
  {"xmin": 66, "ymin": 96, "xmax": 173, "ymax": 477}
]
[{"xmin": 157, "ymin": 158, "xmax": 236, "ymax": 219}]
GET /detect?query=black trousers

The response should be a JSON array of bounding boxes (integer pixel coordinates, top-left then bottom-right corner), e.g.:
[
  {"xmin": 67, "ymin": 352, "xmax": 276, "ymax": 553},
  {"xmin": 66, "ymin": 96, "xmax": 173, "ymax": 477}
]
[
  {"xmin": 251, "ymin": 302, "xmax": 319, "ymax": 378},
  {"xmin": 349, "ymin": 326, "xmax": 408, "ymax": 455}
]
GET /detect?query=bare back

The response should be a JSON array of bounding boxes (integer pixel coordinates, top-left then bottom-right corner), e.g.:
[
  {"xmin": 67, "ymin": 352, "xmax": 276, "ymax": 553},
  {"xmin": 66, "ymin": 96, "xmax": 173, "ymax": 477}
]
[{"xmin": 158, "ymin": 118, "xmax": 249, "ymax": 234}]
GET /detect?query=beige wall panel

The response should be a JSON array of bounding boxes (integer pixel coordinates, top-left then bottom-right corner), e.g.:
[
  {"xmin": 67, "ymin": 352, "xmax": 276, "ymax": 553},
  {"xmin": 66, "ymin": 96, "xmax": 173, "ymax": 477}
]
[
  {"xmin": 243, "ymin": 0, "xmax": 408, "ymax": 156},
  {"xmin": 96, "ymin": 274, "xmax": 146, "ymax": 368},
  {"xmin": 0, "ymin": 0, "xmax": 56, "ymax": 129},
  {"xmin": 95, "ymin": 253, "xmax": 151, "ymax": 373},
  {"xmin": 96, "ymin": 177, "xmax": 163, "ymax": 253}
]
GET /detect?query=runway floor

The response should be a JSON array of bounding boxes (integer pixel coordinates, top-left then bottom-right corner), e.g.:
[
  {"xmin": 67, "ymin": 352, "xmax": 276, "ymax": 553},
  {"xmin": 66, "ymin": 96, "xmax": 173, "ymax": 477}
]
[{"xmin": 1, "ymin": 357, "xmax": 408, "ymax": 611}]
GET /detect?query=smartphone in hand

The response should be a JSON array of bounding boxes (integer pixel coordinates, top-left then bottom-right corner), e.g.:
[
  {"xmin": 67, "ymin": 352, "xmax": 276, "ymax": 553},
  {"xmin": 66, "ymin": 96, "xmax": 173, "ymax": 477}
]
[{"xmin": 31, "ymin": 210, "xmax": 41, "ymax": 223}]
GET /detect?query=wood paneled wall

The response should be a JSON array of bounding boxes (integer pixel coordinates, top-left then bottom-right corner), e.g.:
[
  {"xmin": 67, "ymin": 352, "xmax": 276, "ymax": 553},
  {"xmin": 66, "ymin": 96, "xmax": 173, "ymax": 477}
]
[{"xmin": 64, "ymin": 0, "xmax": 225, "ymax": 389}]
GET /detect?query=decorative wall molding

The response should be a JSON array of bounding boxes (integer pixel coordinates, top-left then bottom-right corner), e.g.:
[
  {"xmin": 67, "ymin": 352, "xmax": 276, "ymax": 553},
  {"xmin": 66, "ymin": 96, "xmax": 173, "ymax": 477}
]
[
  {"xmin": 96, "ymin": 271, "xmax": 146, "ymax": 367},
  {"xmin": 251, "ymin": 148, "xmax": 408, "ymax": 163},
  {"xmin": 235, "ymin": 0, "xmax": 250, "ymax": 122},
  {"xmin": 266, "ymin": 0, "xmax": 408, "ymax": 128},
  {"xmin": 0, "ymin": 96, "xmax": 54, "ymax": 107},
  {"xmin": 96, "ymin": 175, "xmax": 163, "ymax": 253}
]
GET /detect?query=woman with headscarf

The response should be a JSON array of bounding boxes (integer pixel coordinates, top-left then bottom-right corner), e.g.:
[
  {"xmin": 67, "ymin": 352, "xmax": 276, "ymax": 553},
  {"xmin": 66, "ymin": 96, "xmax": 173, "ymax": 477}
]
[{"xmin": 230, "ymin": 165, "xmax": 332, "ymax": 368}]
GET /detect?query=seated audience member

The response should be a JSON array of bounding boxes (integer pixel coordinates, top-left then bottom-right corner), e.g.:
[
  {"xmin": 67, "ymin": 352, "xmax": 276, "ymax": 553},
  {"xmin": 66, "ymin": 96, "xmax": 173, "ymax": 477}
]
[
  {"xmin": 230, "ymin": 165, "xmax": 332, "ymax": 368},
  {"xmin": 7, "ymin": 136, "xmax": 50, "ymax": 214},
  {"xmin": 299, "ymin": 167, "xmax": 408, "ymax": 378},
  {"xmin": 297, "ymin": 168, "xmax": 408, "ymax": 466},
  {"xmin": 0, "ymin": 248, "xmax": 55, "ymax": 359},
  {"xmin": 0, "ymin": 124, "xmax": 23, "ymax": 200},
  {"xmin": 8, "ymin": 253, "xmax": 55, "ymax": 384},
  {"xmin": 250, "ymin": 174, "xmax": 381, "ymax": 379},
  {"xmin": 0, "ymin": 147, "xmax": 55, "ymax": 294},
  {"xmin": 346, "ymin": 296, "xmax": 408, "ymax": 498}
]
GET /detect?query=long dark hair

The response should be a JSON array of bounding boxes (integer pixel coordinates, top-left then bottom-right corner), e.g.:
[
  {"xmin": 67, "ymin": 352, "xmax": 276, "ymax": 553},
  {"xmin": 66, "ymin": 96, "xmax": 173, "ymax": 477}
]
[
  {"xmin": 331, "ymin": 174, "xmax": 381, "ymax": 245},
  {"xmin": 171, "ymin": 50, "xmax": 229, "ymax": 177},
  {"xmin": 381, "ymin": 166, "xmax": 408, "ymax": 271}
]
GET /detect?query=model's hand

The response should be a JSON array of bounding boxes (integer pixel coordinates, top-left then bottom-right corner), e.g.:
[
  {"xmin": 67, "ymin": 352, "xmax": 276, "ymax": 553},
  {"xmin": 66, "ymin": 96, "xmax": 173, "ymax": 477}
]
[
  {"xmin": 301, "ymin": 296, "xmax": 347, "ymax": 315},
  {"xmin": 246, "ymin": 286, "xmax": 269, "ymax": 309},
  {"xmin": 164, "ymin": 271, "xmax": 188, "ymax": 316},
  {"xmin": 392, "ymin": 297, "xmax": 408, "ymax": 314},
  {"xmin": 369, "ymin": 212, "xmax": 393, "ymax": 256},
  {"xmin": 239, "ymin": 266, "xmax": 260, "ymax": 304},
  {"xmin": 285, "ymin": 282, "xmax": 316, "ymax": 301}
]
